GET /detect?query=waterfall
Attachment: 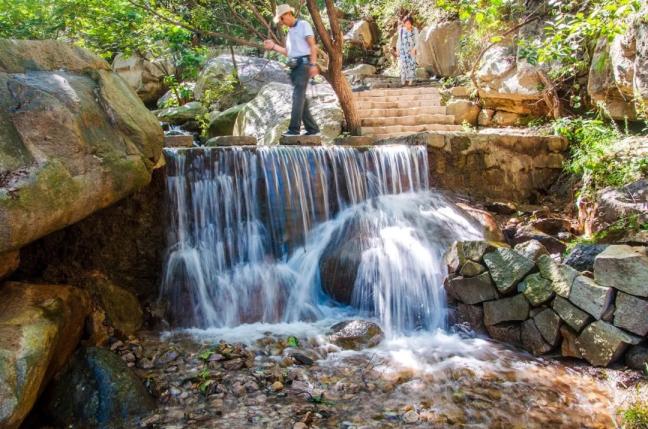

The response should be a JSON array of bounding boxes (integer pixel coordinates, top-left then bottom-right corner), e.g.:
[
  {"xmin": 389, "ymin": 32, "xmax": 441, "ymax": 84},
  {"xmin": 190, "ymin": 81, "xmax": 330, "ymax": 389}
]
[{"xmin": 161, "ymin": 145, "xmax": 482, "ymax": 335}]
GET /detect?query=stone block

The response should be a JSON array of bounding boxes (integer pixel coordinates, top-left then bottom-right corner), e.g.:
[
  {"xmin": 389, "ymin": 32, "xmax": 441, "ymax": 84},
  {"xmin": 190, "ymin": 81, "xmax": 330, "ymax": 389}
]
[
  {"xmin": 552, "ymin": 296, "xmax": 592, "ymax": 332},
  {"xmin": 594, "ymin": 245, "xmax": 648, "ymax": 297},
  {"xmin": 335, "ymin": 136, "xmax": 375, "ymax": 146},
  {"xmin": 0, "ymin": 251, "xmax": 19, "ymax": 280},
  {"xmin": 521, "ymin": 319, "xmax": 553, "ymax": 356},
  {"xmin": 484, "ymin": 294, "xmax": 529, "ymax": 326},
  {"xmin": 518, "ymin": 273, "xmax": 554, "ymax": 306},
  {"xmin": 483, "ymin": 248, "xmax": 536, "ymax": 294},
  {"xmin": 533, "ymin": 308, "xmax": 561, "ymax": 346},
  {"xmin": 205, "ymin": 136, "xmax": 257, "ymax": 146},
  {"xmin": 448, "ymin": 273, "xmax": 498, "ymax": 305},
  {"xmin": 625, "ymin": 345, "xmax": 648, "ymax": 371},
  {"xmin": 513, "ymin": 239, "xmax": 549, "ymax": 262},
  {"xmin": 486, "ymin": 323, "xmax": 521, "ymax": 346},
  {"xmin": 444, "ymin": 240, "xmax": 506, "ymax": 273},
  {"xmin": 569, "ymin": 276, "xmax": 614, "ymax": 320},
  {"xmin": 559, "ymin": 325, "xmax": 582, "ymax": 359},
  {"xmin": 459, "ymin": 260, "xmax": 487, "ymax": 277},
  {"xmin": 477, "ymin": 108, "xmax": 495, "ymax": 126},
  {"xmin": 564, "ymin": 244, "xmax": 609, "ymax": 272},
  {"xmin": 576, "ymin": 320, "xmax": 641, "ymax": 367},
  {"xmin": 280, "ymin": 135, "xmax": 322, "ymax": 146},
  {"xmin": 164, "ymin": 134, "xmax": 193, "ymax": 147},
  {"xmin": 456, "ymin": 303, "xmax": 486, "ymax": 333},
  {"xmin": 537, "ymin": 254, "xmax": 579, "ymax": 298},
  {"xmin": 613, "ymin": 292, "xmax": 648, "ymax": 336}
]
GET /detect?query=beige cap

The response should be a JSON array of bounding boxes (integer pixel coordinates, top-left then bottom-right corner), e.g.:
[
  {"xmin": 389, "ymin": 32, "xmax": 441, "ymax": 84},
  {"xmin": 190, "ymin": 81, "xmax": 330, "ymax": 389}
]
[{"xmin": 273, "ymin": 4, "xmax": 295, "ymax": 24}]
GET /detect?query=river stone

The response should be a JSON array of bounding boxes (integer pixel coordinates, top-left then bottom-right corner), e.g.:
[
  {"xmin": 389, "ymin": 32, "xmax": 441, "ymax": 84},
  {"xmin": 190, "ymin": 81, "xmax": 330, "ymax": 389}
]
[
  {"xmin": 537, "ymin": 255, "xmax": 579, "ymax": 298},
  {"xmin": 448, "ymin": 273, "xmax": 498, "ymax": 305},
  {"xmin": 625, "ymin": 345, "xmax": 648, "ymax": 371},
  {"xmin": 459, "ymin": 260, "xmax": 487, "ymax": 277},
  {"xmin": 486, "ymin": 323, "xmax": 521, "ymax": 346},
  {"xmin": 521, "ymin": 319, "xmax": 553, "ymax": 356},
  {"xmin": 518, "ymin": 273, "xmax": 554, "ymax": 306},
  {"xmin": 564, "ymin": 244, "xmax": 609, "ymax": 272},
  {"xmin": 513, "ymin": 240, "xmax": 549, "ymax": 262},
  {"xmin": 569, "ymin": 276, "xmax": 614, "ymax": 320},
  {"xmin": 43, "ymin": 347, "xmax": 156, "ymax": 428},
  {"xmin": 594, "ymin": 245, "xmax": 648, "ymax": 297},
  {"xmin": 613, "ymin": 292, "xmax": 648, "ymax": 336},
  {"xmin": 576, "ymin": 320, "xmax": 641, "ymax": 367},
  {"xmin": 328, "ymin": 320, "xmax": 384, "ymax": 350},
  {"xmin": 559, "ymin": 325, "xmax": 582, "ymax": 359},
  {"xmin": 483, "ymin": 248, "xmax": 536, "ymax": 294},
  {"xmin": 0, "ymin": 40, "xmax": 163, "ymax": 254},
  {"xmin": 533, "ymin": 308, "xmax": 561, "ymax": 346},
  {"xmin": 0, "ymin": 282, "xmax": 90, "ymax": 429},
  {"xmin": 552, "ymin": 296, "xmax": 592, "ymax": 332},
  {"xmin": 483, "ymin": 294, "xmax": 529, "ymax": 326}
]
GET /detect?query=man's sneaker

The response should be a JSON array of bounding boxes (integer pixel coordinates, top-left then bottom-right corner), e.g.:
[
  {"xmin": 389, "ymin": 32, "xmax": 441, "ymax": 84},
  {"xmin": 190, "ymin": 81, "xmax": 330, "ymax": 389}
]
[
  {"xmin": 281, "ymin": 131, "xmax": 301, "ymax": 137},
  {"xmin": 303, "ymin": 131, "xmax": 321, "ymax": 136}
]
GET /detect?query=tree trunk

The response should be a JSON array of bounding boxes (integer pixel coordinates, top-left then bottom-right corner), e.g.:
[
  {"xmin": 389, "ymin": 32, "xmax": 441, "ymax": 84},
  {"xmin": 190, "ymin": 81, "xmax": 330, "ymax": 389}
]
[{"xmin": 325, "ymin": 54, "xmax": 361, "ymax": 135}]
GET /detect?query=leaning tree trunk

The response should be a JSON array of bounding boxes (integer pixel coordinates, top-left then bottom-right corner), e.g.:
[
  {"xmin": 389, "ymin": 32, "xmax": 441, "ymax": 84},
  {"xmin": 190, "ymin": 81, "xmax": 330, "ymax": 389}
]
[{"xmin": 306, "ymin": 0, "xmax": 362, "ymax": 136}]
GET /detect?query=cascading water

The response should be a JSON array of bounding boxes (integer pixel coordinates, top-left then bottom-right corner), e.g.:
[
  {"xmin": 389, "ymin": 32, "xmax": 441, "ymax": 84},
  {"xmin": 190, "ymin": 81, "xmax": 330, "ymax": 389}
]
[{"xmin": 161, "ymin": 145, "xmax": 482, "ymax": 335}]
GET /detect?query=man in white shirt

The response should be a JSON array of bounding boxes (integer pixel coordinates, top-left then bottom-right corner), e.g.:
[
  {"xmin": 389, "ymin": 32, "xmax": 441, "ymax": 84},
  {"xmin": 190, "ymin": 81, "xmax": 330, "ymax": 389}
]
[{"xmin": 264, "ymin": 4, "xmax": 320, "ymax": 137}]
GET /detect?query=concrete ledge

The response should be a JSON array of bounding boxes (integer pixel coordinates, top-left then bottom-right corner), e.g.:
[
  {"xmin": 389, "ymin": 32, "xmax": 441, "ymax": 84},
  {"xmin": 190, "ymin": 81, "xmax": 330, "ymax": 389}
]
[
  {"xmin": 164, "ymin": 135, "xmax": 194, "ymax": 148},
  {"xmin": 279, "ymin": 135, "xmax": 322, "ymax": 146},
  {"xmin": 205, "ymin": 136, "xmax": 256, "ymax": 147}
]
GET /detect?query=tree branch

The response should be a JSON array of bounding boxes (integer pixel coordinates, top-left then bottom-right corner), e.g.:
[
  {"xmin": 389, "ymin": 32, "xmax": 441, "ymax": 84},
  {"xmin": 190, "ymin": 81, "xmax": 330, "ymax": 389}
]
[
  {"xmin": 324, "ymin": 0, "xmax": 343, "ymax": 48},
  {"xmin": 305, "ymin": 0, "xmax": 334, "ymax": 53},
  {"xmin": 240, "ymin": 0, "xmax": 280, "ymax": 44}
]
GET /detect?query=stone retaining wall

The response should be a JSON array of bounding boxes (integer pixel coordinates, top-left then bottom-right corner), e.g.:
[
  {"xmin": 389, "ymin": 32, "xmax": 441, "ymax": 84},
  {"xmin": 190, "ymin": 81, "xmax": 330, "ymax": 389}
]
[{"xmin": 446, "ymin": 241, "xmax": 648, "ymax": 368}]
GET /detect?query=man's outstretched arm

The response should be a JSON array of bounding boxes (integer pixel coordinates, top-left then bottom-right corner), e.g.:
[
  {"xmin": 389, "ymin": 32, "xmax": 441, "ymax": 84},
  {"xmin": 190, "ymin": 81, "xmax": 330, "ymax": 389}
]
[{"xmin": 264, "ymin": 39, "xmax": 287, "ymax": 56}]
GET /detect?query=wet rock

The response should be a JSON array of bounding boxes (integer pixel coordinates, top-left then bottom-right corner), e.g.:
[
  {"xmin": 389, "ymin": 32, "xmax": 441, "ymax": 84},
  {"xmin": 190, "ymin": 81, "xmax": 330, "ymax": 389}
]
[
  {"xmin": 569, "ymin": 276, "xmax": 614, "ymax": 320},
  {"xmin": 447, "ymin": 273, "xmax": 498, "ymax": 305},
  {"xmin": 552, "ymin": 296, "xmax": 592, "ymax": 332},
  {"xmin": 576, "ymin": 321, "xmax": 641, "ymax": 367},
  {"xmin": 0, "ymin": 282, "xmax": 91, "ymax": 429},
  {"xmin": 512, "ymin": 225, "xmax": 566, "ymax": 255},
  {"xmin": 402, "ymin": 410, "xmax": 420, "ymax": 423},
  {"xmin": 483, "ymin": 248, "xmax": 536, "ymax": 294},
  {"xmin": 459, "ymin": 260, "xmax": 487, "ymax": 277},
  {"xmin": 486, "ymin": 323, "xmax": 521, "ymax": 346},
  {"xmin": 319, "ymin": 232, "xmax": 367, "ymax": 304},
  {"xmin": 594, "ymin": 245, "xmax": 648, "ymax": 297},
  {"xmin": 559, "ymin": 325, "xmax": 582, "ymax": 359},
  {"xmin": 445, "ymin": 240, "xmax": 507, "ymax": 273},
  {"xmin": 455, "ymin": 303, "xmax": 486, "ymax": 333},
  {"xmin": 271, "ymin": 381, "xmax": 284, "ymax": 392},
  {"xmin": 518, "ymin": 273, "xmax": 554, "ymax": 306},
  {"xmin": 613, "ymin": 292, "xmax": 648, "ymax": 336},
  {"xmin": 563, "ymin": 244, "xmax": 609, "ymax": 272},
  {"xmin": 207, "ymin": 104, "xmax": 246, "ymax": 138},
  {"xmin": 328, "ymin": 320, "xmax": 384, "ymax": 350},
  {"xmin": 43, "ymin": 347, "xmax": 155, "ymax": 428},
  {"xmin": 483, "ymin": 294, "xmax": 529, "ymax": 326},
  {"xmin": 533, "ymin": 308, "xmax": 561, "ymax": 346},
  {"xmin": 625, "ymin": 345, "xmax": 648, "ymax": 370},
  {"xmin": 521, "ymin": 319, "xmax": 553, "ymax": 356},
  {"xmin": 537, "ymin": 255, "xmax": 579, "ymax": 298},
  {"xmin": 291, "ymin": 353, "xmax": 315, "ymax": 366},
  {"xmin": 513, "ymin": 240, "xmax": 549, "ymax": 262}
]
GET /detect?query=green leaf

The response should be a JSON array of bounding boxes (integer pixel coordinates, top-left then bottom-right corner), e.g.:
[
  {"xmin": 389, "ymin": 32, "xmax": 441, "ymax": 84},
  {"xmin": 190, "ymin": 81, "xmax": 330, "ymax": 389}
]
[{"xmin": 287, "ymin": 336, "xmax": 299, "ymax": 348}]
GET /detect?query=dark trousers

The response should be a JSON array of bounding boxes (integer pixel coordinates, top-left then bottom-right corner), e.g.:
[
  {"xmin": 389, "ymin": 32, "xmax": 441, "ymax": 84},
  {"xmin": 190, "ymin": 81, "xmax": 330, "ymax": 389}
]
[{"xmin": 288, "ymin": 63, "xmax": 320, "ymax": 134}]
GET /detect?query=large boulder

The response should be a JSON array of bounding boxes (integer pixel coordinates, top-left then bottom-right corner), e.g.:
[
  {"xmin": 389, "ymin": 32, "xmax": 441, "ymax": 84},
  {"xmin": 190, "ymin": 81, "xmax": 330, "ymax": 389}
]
[
  {"xmin": 207, "ymin": 103, "xmax": 247, "ymax": 138},
  {"xmin": 344, "ymin": 20, "xmax": 376, "ymax": 49},
  {"xmin": 416, "ymin": 21, "xmax": 463, "ymax": 77},
  {"xmin": 154, "ymin": 101, "xmax": 207, "ymax": 125},
  {"xmin": 194, "ymin": 54, "xmax": 290, "ymax": 103},
  {"xmin": 112, "ymin": 52, "xmax": 173, "ymax": 105},
  {"xmin": 446, "ymin": 99, "xmax": 480, "ymax": 126},
  {"xmin": 0, "ymin": 39, "xmax": 163, "ymax": 254},
  {"xmin": 576, "ymin": 320, "xmax": 641, "ymax": 367},
  {"xmin": 447, "ymin": 272, "xmax": 498, "ymax": 305},
  {"xmin": 476, "ymin": 45, "xmax": 546, "ymax": 116},
  {"xmin": 42, "ymin": 347, "xmax": 156, "ymax": 428},
  {"xmin": 587, "ymin": 14, "xmax": 648, "ymax": 120},
  {"xmin": 0, "ymin": 282, "xmax": 91, "ymax": 429},
  {"xmin": 568, "ymin": 275, "xmax": 614, "ymax": 320},
  {"xmin": 233, "ymin": 82, "xmax": 343, "ymax": 145},
  {"xmin": 594, "ymin": 245, "xmax": 648, "ymax": 297},
  {"xmin": 483, "ymin": 294, "xmax": 530, "ymax": 325}
]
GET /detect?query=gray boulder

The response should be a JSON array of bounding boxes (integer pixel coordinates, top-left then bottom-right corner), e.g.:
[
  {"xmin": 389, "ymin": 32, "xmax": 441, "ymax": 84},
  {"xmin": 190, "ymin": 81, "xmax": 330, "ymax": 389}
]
[
  {"xmin": 445, "ymin": 240, "xmax": 506, "ymax": 273},
  {"xmin": 513, "ymin": 240, "xmax": 549, "ymax": 262},
  {"xmin": 594, "ymin": 245, "xmax": 648, "ymax": 297},
  {"xmin": 483, "ymin": 248, "xmax": 536, "ymax": 294},
  {"xmin": 521, "ymin": 319, "xmax": 553, "ymax": 356},
  {"xmin": 154, "ymin": 101, "xmax": 207, "ymax": 125},
  {"xmin": 552, "ymin": 296, "xmax": 592, "ymax": 332},
  {"xmin": 447, "ymin": 272, "xmax": 498, "ymax": 305},
  {"xmin": 459, "ymin": 260, "xmax": 487, "ymax": 277},
  {"xmin": 112, "ymin": 52, "xmax": 173, "ymax": 105},
  {"xmin": 416, "ymin": 21, "xmax": 464, "ymax": 77},
  {"xmin": 533, "ymin": 308, "xmax": 561, "ymax": 347},
  {"xmin": 564, "ymin": 244, "xmax": 609, "ymax": 272},
  {"xmin": 207, "ymin": 103, "xmax": 246, "ymax": 138},
  {"xmin": 328, "ymin": 320, "xmax": 384, "ymax": 350},
  {"xmin": 43, "ymin": 347, "xmax": 156, "ymax": 428},
  {"xmin": 613, "ymin": 292, "xmax": 648, "ymax": 336},
  {"xmin": 483, "ymin": 294, "xmax": 529, "ymax": 326},
  {"xmin": 576, "ymin": 321, "xmax": 641, "ymax": 367},
  {"xmin": 569, "ymin": 276, "xmax": 615, "ymax": 320},
  {"xmin": 625, "ymin": 345, "xmax": 648, "ymax": 371},
  {"xmin": 518, "ymin": 272, "xmax": 554, "ymax": 306},
  {"xmin": 537, "ymin": 255, "xmax": 579, "ymax": 298}
]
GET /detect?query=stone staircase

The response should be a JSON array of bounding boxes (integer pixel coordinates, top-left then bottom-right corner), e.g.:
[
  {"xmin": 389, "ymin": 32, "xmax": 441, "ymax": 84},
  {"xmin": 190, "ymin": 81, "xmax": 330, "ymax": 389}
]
[{"xmin": 354, "ymin": 86, "xmax": 462, "ymax": 139}]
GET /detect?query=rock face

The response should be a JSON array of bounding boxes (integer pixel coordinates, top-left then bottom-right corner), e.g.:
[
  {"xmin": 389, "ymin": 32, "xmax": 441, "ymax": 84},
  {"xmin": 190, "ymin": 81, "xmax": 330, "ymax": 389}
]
[
  {"xmin": 233, "ymin": 82, "xmax": 343, "ymax": 145},
  {"xmin": 43, "ymin": 347, "xmax": 156, "ymax": 428},
  {"xmin": 576, "ymin": 321, "xmax": 641, "ymax": 367},
  {"xmin": 0, "ymin": 39, "xmax": 163, "ymax": 254},
  {"xmin": 0, "ymin": 251, "xmax": 19, "ymax": 280},
  {"xmin": 587, "ymin": 15, "xmax": 648, "ymax": 120},
  {"xmin": 594, "ymin": 245, "xmax": 648, "ymax": 297},
  {"xmin": 194, "ymin": 54, "xmax": 290, "ymax": 103},
  {"xmin": 0, "ymin": 282, "xmax": 90, "ymax": 429},
  {"xmin": 112, "ymin": 52, "xmax": 173, "ymax": 105},
  {"xmin": 328, "ymin": 320, "xmax": 384, "ymax": 350},
  {"xmin": 344, "ymin": 20, "xmax": 376, "ymax": 49},
  {"xmin": 417, "ymin": 21, "xmax": 463, "ymax": 77},
  {"xmin": 552, "ymin": 296, "xmax": 591, "ymax": 332},
  {"xmin": 518, "ymin": 273, "xmax": 554, "ymax": 306}
]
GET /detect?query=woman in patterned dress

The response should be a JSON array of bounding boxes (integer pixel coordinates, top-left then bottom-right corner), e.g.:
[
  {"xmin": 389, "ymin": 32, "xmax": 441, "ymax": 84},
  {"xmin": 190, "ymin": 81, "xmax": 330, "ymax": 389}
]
[{"xmin": 397, "ymin": 16, "xmax": 419, "ymax": 86}]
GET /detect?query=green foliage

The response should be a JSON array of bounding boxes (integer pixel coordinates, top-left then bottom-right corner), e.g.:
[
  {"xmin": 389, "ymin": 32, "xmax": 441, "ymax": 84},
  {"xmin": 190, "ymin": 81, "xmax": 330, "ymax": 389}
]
[
  {"xmin": 197, "ymin": 71, "xmax": 239, "ymax": 137},
  {"xmin": 622, "ymin": 401, "xmax": 648, "ymax": 429},
  {"xmin": 287, "ymin": 336, "xmax": 300, "ymax": 348},
  {"xmin": 198, "ymin": 348, "xmax": 216, "ymax": 362}
]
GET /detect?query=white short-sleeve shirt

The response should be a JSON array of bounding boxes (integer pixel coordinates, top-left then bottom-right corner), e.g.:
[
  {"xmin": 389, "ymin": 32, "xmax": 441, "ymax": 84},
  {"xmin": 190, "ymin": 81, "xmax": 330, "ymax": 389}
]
[{"xmin": 286, "ymin": 20, "xmax": 314, "ymax": 58}]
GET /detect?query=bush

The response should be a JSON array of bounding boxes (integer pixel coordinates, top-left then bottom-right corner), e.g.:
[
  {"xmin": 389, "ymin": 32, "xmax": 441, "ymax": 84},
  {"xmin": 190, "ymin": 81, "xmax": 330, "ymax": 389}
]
[{"xmin": 622, "ymin": 401, "xmax": 648, "ymax": 429}]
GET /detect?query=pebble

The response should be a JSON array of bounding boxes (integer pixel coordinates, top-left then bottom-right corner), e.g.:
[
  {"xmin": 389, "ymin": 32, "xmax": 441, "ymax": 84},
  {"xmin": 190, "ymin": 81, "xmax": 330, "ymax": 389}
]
[
  {"xmin": 293, "ymin": 423, "xmax": 308, "ymax": 429},
  {"xmin": 402, "ymin": 410, "xmax": 419, "ymax": 423},
  {"xmin": 271, "ymin": 381, "xmax": 284, "ymax": 391}
]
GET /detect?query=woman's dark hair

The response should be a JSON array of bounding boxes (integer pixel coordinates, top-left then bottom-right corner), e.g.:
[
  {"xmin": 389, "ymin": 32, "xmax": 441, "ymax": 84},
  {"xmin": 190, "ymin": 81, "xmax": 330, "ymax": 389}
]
[{"xmin": 403, "ymin": 15, "xmax": 414, "ymax": 25}]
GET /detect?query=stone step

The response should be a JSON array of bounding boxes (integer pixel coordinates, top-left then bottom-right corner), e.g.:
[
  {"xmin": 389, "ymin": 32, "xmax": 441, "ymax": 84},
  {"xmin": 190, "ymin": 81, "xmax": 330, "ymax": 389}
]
[
  {"xmin": 355, "ymin": 95, "xmax": 442, "ymax": 104},
  {"xmin": 355, "ymin": 87, "xmax": 441, "ymax": 97},
  {"xmin": 358, "ymin": 106, "xmax": 447, "ymax": 118},
  {"xmin": 362, "ymin": 123, "xmax": 463, "ymax": 136},
  {"xmin": 360, "ymin": 99, "xmax": 443, "ymax": 109},
  {"xmin": 361, "ymin": 114, "xmax": 455, "ymax": 127}
]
